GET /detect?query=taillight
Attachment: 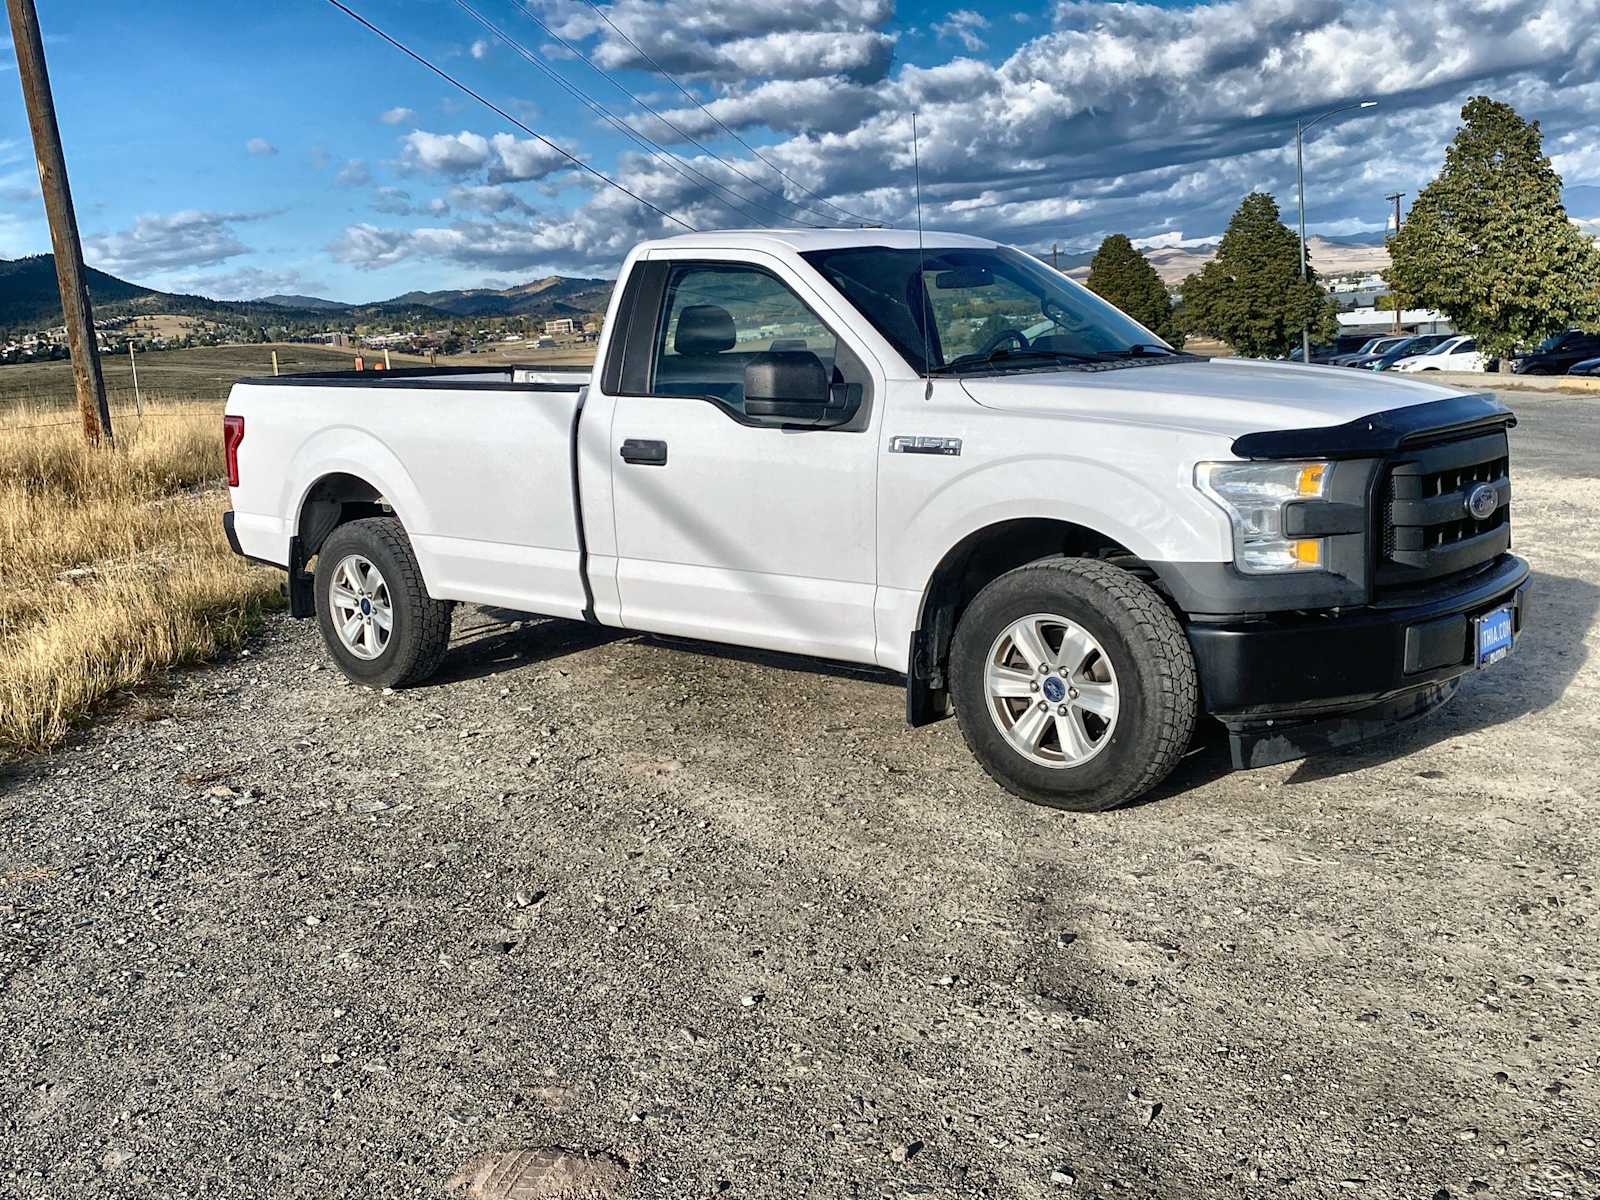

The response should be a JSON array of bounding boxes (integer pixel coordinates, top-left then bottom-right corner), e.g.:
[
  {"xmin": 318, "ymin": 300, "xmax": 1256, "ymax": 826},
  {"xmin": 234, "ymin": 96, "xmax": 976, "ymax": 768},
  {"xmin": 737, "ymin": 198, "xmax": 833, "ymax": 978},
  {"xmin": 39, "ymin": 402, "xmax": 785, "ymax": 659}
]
[{"xmin": 223, "ymin": 414, "xmax": 244, "ymax": 487}]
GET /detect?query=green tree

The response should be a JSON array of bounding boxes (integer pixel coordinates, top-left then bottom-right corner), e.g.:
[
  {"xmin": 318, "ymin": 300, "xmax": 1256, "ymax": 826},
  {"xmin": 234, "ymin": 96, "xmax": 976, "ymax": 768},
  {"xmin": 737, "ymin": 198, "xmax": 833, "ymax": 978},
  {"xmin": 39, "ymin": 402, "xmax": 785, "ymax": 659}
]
[
  {"xmin": 1178, "ymin": 192, "xmax": 1340, "ymax": 357},
  {"xmin": 1085, "ymin": 234, "xmax": 1184, "ymax": 348},
  {"xmin": 1386, "ymin": 96, "xmax": 1600, "ymax": 361}
]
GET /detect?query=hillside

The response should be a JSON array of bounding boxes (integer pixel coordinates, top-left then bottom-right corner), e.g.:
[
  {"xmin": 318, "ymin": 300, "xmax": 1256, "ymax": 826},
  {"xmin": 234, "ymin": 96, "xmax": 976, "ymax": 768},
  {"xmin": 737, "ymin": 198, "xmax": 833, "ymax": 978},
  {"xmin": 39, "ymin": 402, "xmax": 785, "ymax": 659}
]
[
  {"xmin": 0, "ymin": 255, "xmax": 615, "ymax": 332},
  {"xmin": 379, "ymin": 275, "xmax": 612, "ymax": 318},
  {"xmin": 256, "ymin": 294, "xmax": 350, "ymax": 312},
  {"xmin": 0, "ymin": 255, "xmax": 158, "ymax": 326}
]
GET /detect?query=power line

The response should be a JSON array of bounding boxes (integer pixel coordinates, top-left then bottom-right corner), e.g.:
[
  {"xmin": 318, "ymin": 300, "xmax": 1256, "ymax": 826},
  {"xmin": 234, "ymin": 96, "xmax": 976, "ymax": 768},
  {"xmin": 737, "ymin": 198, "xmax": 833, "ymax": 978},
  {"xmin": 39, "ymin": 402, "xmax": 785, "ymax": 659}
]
[
  {"xmin": 452, "ymin": 0, "xmax": 804, "ymax": 229},
  {"xmin": 573, "ymin": 0, "xmax": 874, "ymax": 226},
  {"xmin": 323, "ymin": 0, "xmax": 697, "ymax": 232},
  {"xmin": 511, "ymin": 0, "xmax": 842, "ymax": 228}
]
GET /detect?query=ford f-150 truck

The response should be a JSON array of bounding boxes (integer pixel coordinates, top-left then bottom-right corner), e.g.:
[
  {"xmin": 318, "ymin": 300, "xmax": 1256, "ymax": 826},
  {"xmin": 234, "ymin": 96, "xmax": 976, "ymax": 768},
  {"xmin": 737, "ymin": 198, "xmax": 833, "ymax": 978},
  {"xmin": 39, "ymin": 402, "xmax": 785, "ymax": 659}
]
[{"xmin": 223, "ymin": 229, "xmax": 1528, "ymax": 811}]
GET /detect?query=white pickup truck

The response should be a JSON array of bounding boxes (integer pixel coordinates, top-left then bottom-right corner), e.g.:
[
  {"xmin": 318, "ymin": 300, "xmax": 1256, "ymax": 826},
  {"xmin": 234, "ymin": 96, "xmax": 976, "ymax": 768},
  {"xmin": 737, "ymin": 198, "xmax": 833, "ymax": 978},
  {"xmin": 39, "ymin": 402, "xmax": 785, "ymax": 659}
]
[{"xmin": 223, "ymin": 229, "xmax": 1528, "ymax": 810}]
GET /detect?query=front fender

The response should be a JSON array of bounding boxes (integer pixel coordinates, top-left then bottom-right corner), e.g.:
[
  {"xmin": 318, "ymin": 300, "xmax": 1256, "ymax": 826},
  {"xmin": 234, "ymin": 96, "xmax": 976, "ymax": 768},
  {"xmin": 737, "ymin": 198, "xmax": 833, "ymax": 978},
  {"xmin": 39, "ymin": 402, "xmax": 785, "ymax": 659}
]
[{"xmin": 886, "ymin": 452, "xmax": 1231, "ymax": 597}]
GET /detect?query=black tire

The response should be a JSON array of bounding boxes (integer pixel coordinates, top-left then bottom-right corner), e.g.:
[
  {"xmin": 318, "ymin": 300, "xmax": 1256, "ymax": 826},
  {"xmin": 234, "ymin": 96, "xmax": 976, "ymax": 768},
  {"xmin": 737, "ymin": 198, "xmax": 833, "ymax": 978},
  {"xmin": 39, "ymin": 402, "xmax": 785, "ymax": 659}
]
[
  {"xmin": 313, "ymin": 517, "xmax": 452, "ymax": 689},
  {"xmin": 949, "ymin": 557, "xmax": 1198, "ymax": 812}
]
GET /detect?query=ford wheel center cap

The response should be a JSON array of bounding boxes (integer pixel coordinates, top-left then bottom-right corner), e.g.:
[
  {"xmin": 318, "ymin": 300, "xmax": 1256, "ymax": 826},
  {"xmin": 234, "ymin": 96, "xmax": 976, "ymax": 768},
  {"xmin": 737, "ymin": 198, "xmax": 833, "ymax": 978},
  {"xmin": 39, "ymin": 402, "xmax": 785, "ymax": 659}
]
[{"xmin": 1042, "ymin": 676, "xmax": 1067, "ymax": 704}]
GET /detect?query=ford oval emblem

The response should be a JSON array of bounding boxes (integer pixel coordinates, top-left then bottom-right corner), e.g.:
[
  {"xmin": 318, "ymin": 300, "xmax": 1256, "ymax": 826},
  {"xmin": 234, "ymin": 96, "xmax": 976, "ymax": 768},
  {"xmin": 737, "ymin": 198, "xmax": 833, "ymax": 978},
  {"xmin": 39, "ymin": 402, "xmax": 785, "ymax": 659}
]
[{"xmin": 1466, "ymin": 482, "xmax": 1499, "ymax": 521}]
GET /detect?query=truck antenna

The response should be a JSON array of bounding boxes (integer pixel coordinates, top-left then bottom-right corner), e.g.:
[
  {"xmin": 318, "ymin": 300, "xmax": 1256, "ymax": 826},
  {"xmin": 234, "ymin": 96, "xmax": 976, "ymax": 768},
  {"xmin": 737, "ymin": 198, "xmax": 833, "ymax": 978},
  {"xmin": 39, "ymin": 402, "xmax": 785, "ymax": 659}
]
[{"xmin": 912, "ymin": 111, "xmax": 932, "ymax": 401}]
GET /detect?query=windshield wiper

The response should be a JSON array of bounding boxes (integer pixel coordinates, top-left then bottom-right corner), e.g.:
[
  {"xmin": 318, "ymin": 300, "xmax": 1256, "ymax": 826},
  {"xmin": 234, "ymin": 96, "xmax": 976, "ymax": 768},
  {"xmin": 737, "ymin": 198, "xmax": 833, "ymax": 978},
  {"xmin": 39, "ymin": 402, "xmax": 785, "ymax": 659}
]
[
  {"xmin": 931, "ymin": 347, "xmax": 1104, "ymax": 374},
  {"xmin": 1098, "ymin": 343, "xmax": 1177, "ymax": 357}
]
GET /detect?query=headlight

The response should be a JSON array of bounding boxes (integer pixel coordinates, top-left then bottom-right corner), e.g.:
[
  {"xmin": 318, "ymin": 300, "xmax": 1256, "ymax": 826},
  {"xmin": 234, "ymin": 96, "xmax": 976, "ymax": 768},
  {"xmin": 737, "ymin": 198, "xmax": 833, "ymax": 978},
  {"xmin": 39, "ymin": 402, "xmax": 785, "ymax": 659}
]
[{"xmin": 1196, "ymin": 460, "xmax": 1330, "ymax": 573}]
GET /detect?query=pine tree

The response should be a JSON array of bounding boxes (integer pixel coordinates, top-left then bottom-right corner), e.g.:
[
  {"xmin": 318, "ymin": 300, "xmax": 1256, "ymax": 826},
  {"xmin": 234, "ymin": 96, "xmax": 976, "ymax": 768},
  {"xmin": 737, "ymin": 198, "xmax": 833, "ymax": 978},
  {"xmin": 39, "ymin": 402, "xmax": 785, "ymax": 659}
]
[
  {"xmin": 1178, "ymin": 192, "xmax": 1340, "ymax": 358},
  {"xmin": 1085, "ymin": 234, "xmax": 1183, "ymax": 348},
  {"xmin": 1386, "ymin": 96, "xmax": 1600, "ymax": 361}
]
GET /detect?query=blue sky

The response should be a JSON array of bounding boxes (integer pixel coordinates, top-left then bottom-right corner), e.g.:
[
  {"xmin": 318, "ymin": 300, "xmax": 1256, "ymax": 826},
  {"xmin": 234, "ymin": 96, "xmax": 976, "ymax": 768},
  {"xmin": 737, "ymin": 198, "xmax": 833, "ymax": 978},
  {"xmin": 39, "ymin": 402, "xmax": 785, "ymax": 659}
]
[{"xmin": 3, "ymin": 0, "xmax": 1597, "ymax": 302}]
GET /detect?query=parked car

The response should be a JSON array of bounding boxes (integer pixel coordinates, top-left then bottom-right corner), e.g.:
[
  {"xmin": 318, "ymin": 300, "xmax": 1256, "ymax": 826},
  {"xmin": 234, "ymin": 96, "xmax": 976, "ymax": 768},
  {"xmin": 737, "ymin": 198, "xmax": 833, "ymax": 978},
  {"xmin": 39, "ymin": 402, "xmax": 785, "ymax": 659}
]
[
  {"xmin": 1569, "ymin": 355, "xmax": 1600, "ymax": 376},
  {"xmin": 1283, "ymin": 343, "xmax": 1341, "ymax": 364},
  {"xmin": 224, "ymin": 229, "xmax": 1528, "ymax": 812},
  {"xmin": 1365, "ymin": 333, "xmax": 1455, "ymax": 371},
  {"xmin": 1513, "ymin": 329, "xmax": 1600, "ymax": 375},
  {"xmin": 1392, "ymin": 334, "xmax": 1487, "ymax": 373},
  {"xmin": 1330, "ymin": 335, "xmax": 1411, "ymax": 367}
]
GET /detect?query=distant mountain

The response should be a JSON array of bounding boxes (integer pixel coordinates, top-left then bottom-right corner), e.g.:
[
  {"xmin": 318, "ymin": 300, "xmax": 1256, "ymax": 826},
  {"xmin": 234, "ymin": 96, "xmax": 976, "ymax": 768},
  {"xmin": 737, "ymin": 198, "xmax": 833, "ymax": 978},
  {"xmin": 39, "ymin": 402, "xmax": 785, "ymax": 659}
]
[
  {"xmin": 1059, "ymin": 234, "xmax": 1390, "ymax": 285},
  {"xmin": 256, "ymin": 293, "xmax": 351, "ymax": 311},
  {"xmin": 378, "ymin": 275, "xmax": 613, "ymax": 318},
  {"xmin": 0, "ymin": 254, "xmax": 158, "ymax": 326},
  {"xmin": 0, "ymin": 254, "xmax": 615, "ymax": 331}
]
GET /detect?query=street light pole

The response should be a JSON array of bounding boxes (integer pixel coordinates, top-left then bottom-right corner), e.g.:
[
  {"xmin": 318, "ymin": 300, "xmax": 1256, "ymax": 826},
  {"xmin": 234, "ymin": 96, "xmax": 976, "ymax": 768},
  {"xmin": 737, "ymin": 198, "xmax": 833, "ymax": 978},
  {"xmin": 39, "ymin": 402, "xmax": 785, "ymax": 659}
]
[
  {"xmin": 1385, "ymin": 192, "xmax": 1406, "ymax": 333},
  {"xmin": 1295, "ymin": 99, "xmax": 1377, "ymax": 365}
]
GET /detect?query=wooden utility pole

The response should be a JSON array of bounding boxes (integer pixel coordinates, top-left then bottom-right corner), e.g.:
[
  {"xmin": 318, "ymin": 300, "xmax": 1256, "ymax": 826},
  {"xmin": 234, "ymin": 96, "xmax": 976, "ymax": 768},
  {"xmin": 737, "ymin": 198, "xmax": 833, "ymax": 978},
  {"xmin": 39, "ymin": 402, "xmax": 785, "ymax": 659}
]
[{"xmin": 6, "ymin": 0, "xmax": 113, "ymax": 445}]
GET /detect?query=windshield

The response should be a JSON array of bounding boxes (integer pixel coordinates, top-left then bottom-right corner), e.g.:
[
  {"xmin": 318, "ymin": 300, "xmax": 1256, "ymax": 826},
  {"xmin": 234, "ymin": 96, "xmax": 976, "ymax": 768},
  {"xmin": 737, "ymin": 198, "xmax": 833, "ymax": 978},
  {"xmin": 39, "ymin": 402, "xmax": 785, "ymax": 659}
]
[
  {"xmin": 1424, "ymin": 338, "xmax": 1460, "ymax": 355},
  {"xmin": 800, "ymin": 245, "xmax": 1171, "ymax": 375},
  {"xmin": 1532, "ymin": 331, "xmax": 1571, "ymax": 353}
]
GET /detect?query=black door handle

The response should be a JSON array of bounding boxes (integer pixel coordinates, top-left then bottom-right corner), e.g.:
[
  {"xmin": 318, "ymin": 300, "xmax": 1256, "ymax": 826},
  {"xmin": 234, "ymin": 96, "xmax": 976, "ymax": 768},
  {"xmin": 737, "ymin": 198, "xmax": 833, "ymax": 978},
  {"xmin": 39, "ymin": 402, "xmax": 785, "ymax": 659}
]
[{"xmin": 620, "ymin": 438, "xmax": 668, "ymax": 465}]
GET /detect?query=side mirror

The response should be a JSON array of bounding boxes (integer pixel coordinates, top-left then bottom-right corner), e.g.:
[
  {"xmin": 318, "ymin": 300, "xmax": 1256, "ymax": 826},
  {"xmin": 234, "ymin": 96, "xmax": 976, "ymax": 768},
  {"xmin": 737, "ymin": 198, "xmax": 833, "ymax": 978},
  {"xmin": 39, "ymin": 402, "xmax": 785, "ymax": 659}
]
[{"xmin": 743, "ymin": 350, "xmax": 853, "ymax": 426}]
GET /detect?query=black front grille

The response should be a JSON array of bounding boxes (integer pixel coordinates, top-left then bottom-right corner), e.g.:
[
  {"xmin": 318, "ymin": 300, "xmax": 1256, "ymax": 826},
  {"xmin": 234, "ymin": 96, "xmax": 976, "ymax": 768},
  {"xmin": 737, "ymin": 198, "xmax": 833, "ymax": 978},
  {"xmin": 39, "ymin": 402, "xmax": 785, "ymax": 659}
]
[{"xmin": 1377, "ymin": 429, "xmax": 1511, "ymax": 592}]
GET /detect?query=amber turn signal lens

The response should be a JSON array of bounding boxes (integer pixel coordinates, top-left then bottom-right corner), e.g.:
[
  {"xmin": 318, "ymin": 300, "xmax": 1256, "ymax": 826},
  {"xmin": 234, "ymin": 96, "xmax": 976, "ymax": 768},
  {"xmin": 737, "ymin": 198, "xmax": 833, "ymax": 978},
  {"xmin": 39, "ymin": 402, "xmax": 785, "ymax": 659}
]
[{"xmin": 1292, "ymin": 538, "xmax": 1324, "ymax": 566}]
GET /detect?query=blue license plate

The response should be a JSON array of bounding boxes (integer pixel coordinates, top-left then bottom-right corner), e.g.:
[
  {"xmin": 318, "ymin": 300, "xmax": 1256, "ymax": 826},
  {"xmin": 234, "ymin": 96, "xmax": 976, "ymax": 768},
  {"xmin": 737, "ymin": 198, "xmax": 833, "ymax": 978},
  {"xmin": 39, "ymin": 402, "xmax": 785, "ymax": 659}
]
[{"xmin": 1476, "ymin": 604, "xmax": 1514, "ymax": 667}]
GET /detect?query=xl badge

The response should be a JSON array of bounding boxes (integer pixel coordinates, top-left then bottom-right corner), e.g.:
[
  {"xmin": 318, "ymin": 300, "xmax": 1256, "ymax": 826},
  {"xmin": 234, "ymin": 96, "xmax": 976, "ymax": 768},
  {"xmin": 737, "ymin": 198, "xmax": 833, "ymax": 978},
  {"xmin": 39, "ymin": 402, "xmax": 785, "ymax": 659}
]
[{"xmin": 1466, "ymin": 482, "xmax": 1499, "ymax": 521}]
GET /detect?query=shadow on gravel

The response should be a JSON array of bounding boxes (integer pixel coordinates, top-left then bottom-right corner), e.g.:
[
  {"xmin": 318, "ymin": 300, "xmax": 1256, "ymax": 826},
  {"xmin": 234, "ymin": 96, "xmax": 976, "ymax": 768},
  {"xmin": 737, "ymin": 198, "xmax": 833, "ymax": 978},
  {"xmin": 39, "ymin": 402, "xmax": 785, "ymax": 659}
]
[
  {"xmin": 1124, "ymin": 568, "xmax": 1597, "ymax": 804},
  {"xmin": 430, "ymin": 567, "xmax": 1594, "ymax": 805},
  {"xmin": 1283, "ymin": 568, "xmax": 1596, "ymax": 786},
  {"xmin": 428, "ymin": 611, "xmax": 628, "ymax": 685}
]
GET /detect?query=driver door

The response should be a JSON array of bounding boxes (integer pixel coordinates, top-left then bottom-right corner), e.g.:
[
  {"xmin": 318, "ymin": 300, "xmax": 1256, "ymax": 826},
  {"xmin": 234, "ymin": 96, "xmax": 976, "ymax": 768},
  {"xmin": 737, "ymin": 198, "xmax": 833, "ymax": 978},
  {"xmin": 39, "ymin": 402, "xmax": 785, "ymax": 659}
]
[{"xmin": 605, "ymin": 255, "xmax": 882, "ymax": 664}]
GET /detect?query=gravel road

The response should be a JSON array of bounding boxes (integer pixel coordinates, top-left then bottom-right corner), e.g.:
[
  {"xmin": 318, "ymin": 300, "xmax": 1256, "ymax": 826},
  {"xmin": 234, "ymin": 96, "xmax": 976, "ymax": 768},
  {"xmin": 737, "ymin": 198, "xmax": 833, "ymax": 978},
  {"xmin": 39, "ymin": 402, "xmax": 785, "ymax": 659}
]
[{"xmin": 3, "ymin": 390, "xmax": 1597, "ymax": 1200}]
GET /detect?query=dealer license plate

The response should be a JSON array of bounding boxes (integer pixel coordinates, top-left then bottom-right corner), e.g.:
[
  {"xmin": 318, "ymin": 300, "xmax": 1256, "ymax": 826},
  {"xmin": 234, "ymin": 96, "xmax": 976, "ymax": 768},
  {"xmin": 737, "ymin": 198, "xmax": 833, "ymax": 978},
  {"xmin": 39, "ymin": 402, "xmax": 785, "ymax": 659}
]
[{"xmin": 1476, "ymin": 604, "xmax": 1514, "ymax": 667}]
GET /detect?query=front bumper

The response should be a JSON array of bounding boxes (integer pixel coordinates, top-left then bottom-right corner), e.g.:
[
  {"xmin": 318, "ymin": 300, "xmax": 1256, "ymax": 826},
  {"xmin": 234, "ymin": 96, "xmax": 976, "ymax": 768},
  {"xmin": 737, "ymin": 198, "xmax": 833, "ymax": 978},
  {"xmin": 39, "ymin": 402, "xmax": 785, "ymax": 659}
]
[{"xmin": 1186, "ymin": 553, "xmax": 1530, "ymax": 767}]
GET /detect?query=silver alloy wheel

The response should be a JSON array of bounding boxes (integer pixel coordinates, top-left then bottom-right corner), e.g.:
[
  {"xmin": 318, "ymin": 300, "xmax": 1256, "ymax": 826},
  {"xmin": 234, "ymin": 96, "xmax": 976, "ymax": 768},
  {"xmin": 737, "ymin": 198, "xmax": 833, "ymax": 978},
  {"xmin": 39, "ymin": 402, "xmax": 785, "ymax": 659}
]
[
  {"xmin": 328, "ymin": 553, "xmax": 393, "ymax": 661},
  {"xmin": 984, "ymin": 611, "xmax": 1120, "ymax": 768}
]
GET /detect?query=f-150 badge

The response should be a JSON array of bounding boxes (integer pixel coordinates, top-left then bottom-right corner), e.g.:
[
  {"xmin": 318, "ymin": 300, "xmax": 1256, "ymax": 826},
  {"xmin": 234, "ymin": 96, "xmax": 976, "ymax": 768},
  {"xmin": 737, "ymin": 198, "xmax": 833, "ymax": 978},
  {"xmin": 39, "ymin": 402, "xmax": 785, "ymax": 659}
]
[{"xmin": 889, "ymin": 436, "xmax": 962, "ymax": 456}]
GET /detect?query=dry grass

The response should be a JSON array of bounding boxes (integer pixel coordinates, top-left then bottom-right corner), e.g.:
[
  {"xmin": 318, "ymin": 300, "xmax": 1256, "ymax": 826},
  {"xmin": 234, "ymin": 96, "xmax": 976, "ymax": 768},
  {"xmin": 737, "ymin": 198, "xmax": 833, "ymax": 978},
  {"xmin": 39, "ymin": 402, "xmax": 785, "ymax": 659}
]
[{"xmin": 0, "ymin": 399, "xmax": 282, "ymax": 757}]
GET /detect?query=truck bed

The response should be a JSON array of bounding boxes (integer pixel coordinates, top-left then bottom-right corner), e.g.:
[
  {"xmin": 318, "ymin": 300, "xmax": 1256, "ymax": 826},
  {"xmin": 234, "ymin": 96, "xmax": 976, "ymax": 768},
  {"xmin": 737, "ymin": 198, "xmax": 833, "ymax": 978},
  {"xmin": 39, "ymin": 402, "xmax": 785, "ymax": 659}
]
[{"xmin": 225, "ymin": 365, "xmax": 593, "ymax": 622}]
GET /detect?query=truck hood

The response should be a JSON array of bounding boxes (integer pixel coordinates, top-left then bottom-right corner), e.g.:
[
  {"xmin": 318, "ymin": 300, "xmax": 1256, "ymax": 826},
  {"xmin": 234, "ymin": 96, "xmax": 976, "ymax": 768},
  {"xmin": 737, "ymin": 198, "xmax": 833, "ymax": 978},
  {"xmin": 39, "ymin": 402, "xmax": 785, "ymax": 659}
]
[{"xmin": 960, "ymin": 357, "xmax": 1472, "ymax": 442}]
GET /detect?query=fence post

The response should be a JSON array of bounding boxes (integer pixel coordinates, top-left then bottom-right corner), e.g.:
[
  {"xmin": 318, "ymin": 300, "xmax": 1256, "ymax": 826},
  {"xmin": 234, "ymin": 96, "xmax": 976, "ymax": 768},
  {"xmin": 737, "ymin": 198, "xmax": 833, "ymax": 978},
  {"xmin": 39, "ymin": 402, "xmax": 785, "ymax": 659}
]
[
  {"xmin": 128, "ymin": 342, "xmax": 142, "ymax": 418},
  {"xmin": 271, "ymin": 349, "xmax": 280, "ymax": 377}
]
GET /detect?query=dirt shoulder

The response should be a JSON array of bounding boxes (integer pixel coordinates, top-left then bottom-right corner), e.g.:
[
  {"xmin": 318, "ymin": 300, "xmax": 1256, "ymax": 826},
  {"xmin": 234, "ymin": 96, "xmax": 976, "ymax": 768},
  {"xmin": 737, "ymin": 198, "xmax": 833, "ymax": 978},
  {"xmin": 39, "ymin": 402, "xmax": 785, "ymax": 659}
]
[{"xmin": 1, "ymin": 393, "xmax": 1596, "ymax": 1199}]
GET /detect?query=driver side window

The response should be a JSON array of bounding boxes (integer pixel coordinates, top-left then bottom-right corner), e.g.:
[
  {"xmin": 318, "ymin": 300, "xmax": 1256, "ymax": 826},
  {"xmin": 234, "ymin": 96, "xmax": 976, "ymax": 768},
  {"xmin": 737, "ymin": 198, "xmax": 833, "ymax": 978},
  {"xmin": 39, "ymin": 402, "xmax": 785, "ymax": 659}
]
[{"xmin": 652, "ymin": 264, "xmax": 839, "ymax": 414}]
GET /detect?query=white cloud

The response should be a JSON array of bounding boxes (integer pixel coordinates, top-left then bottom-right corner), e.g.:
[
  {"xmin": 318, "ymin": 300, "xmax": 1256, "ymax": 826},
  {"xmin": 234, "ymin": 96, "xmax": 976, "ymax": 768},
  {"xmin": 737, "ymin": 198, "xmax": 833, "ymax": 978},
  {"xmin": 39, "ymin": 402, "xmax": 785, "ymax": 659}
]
[
  {"xmin": 379, "ymin": 106, "xmax": 416, "ymax": 125},
  {"xmin": 469, "ymin": 38, "xmax": 491, "ymax": 60},
  {"xmin": 0, "ymin": 168, "xmax": 39, "ymax": 205},
  {"xmin": 164, "ymin": 265, "xmax": 320, "ymax": 301},
  {"xmin": 84, "ymin": 210, "xmax": 274, "ymax": 277},
  {"xmin": 371, "ymin": 186, "xmax": 416, "ymax": 215},
  {"xmin": 551, "ymin": 0, "xmax": 896, "ymax": 83},
  {"xmin": 447, "ymin": 184, "xmax": 537, "ymax": 215},
  {"xmin": 335, "ymin": 159, "xmax": 373, "ymax": 188},
  {"xmin": 933, "ymin": 9, "xmax": 989, "ymax": 52},
  {"xmin": 245, "ymin": 137, "xmax": 277, "ymax": 157},
  {"xmin": 329, "ymin": 0, "xmax": 1600, "ymax": 284},
  {"xmin": 400, "ymin": 130, "xmax": 491, "ymax": 177},
  {"xmin": 398, "ymin": 129, "xmax": 571, "ymax": 184}
]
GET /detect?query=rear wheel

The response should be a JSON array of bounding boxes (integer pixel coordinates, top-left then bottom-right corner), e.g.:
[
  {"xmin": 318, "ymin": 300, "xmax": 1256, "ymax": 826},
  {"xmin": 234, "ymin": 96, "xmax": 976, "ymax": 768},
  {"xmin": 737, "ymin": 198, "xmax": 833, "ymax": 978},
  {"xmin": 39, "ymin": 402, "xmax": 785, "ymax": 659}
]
[
  {"xmin": 314, "ymin": 517, "xmax": 452, "ymax": 688},
  {"xmin": 949, "ymin": 557, "xmax": 1197, "ymax": 811}
]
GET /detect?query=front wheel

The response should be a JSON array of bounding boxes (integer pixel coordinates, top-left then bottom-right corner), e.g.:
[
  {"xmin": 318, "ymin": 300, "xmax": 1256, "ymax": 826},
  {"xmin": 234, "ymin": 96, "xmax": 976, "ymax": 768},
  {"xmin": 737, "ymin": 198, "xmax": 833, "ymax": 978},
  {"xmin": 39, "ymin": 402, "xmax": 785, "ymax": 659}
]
[
  {"xmin": 314, "ymin": 517, "xmax": 452, "ymax": 689},
  {"xmin": 949, "ymin": 557, "xmax": 1198, "ymax": 811}
]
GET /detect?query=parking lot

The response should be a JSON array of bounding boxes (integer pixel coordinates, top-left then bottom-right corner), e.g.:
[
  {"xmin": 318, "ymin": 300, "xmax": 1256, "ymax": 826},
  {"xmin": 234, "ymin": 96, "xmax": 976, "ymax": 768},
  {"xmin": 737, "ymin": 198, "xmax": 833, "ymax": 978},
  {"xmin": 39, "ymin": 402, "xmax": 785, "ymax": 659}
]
[{"xmin": 2, "ymin": 387, "xmax": 1596, "ymax": 1199}]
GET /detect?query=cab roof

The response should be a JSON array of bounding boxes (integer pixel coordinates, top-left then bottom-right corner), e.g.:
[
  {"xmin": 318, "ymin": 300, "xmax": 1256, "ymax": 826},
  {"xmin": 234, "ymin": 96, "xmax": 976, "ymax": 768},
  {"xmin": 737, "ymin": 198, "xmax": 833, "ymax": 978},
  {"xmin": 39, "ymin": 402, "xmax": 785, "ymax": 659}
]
[{"xmin": 635, "ymin": 228, "xmax": 1003, "ymax": 255}]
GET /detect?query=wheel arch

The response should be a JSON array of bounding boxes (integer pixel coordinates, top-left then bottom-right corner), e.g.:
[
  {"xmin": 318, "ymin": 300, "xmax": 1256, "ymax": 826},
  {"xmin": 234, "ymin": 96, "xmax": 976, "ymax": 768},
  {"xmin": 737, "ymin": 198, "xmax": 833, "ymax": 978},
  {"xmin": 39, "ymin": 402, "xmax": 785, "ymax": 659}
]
[
  {"xmin": 286, "ymin": 468, "xmax": 417, "ymax": 618},
  {"xmin": 905, "ymin": 517, "xmax": 1163, "ymax": 726}
]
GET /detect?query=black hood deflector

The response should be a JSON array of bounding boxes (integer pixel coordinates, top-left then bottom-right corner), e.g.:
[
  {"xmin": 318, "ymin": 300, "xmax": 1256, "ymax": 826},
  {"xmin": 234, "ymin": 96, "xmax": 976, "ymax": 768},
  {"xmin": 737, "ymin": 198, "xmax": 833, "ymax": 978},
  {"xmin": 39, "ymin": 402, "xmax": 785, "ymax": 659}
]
[{"xmin": 1230, "ymin": 393, "xmax": 1515, "ymax": 460}]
